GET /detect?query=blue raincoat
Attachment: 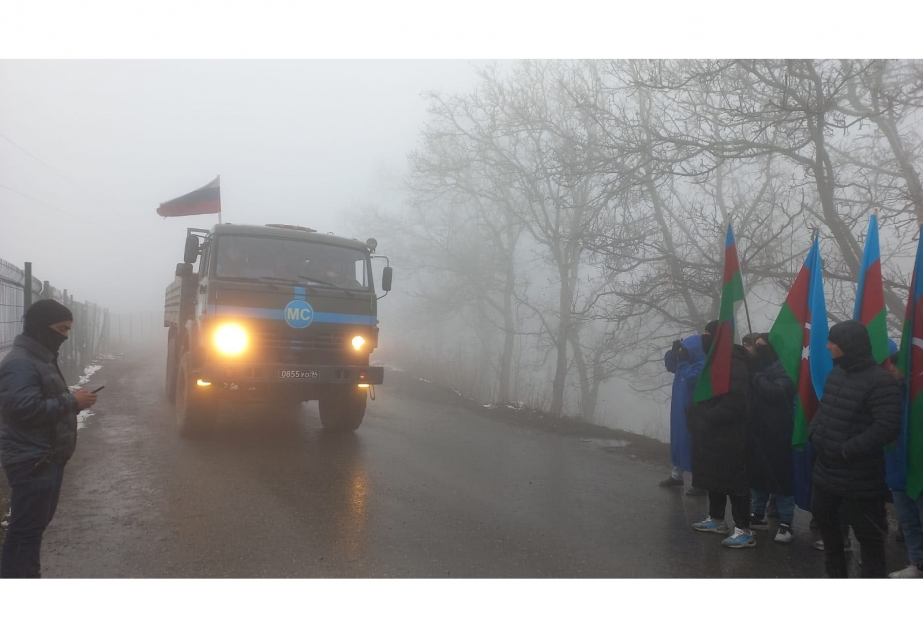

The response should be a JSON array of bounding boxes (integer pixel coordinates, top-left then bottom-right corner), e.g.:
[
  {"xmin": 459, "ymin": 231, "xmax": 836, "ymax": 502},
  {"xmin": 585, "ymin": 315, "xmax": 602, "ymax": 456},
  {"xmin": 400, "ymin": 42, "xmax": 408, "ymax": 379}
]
[{"xmin": 664, "ymin": 335, "xmax": 706, "ymax": 472}]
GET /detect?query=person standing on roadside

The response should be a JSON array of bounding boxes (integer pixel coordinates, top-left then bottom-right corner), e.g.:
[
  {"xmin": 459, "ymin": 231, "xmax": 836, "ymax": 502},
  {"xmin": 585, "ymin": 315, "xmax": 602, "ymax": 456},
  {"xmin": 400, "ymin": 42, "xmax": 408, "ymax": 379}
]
[
  {"xmin": 808, "ymin": 320, "xmax": 902, "ymax": 578},
  {"xmin": 688, "ymin": 330, "xmax": 755, "ymax": 548},
  {"xmin": 660, "ymin": 322, "xmax": 711, "ymax": 493},
  {"xmin": 747, "ymin": 334, "xmax": 797, "ymax": 543},
  {"xmin": 0, "ymin": 300, "xmax": 97, "ymax": 578}
]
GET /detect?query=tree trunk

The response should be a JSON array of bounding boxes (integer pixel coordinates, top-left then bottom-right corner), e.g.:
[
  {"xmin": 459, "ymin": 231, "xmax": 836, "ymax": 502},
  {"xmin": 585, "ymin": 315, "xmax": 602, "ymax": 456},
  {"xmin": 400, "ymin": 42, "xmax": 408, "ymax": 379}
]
[
  {"xmin": 475, "ymin": 298, "xmax": 493, "ymax": 402},
  {"xmin": 498, "ymin": 282, "xmax": 516, "ymax": 403},
  {"xmin": 568, "ymin": 330, "xmax": 591, "ymax": 420},
  {"xmin": 551, "ymin": 307, "xmax": 570, "ymax": 416},
  {"xmin": 497, "ymin": 221, "xmax": 519, "ymax": 403},
  {"xmin": 551, "ymin": 252, "xmax": 576, "ymax": 416}
]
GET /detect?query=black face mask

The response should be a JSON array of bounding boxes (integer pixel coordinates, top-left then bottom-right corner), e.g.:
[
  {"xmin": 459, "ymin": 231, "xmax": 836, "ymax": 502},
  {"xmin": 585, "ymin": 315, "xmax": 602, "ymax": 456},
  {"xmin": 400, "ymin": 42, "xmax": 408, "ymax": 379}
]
[
  {"xmin": 755, "ymin": 345, "xmax": 775, "ymax": 365},
  {"xmin": 701, "ymin": 334, "xmax": 713, "ymax": 354},
  {"xmin": 833, "ymin": 353, "xmax": 867, "ymax": 371},
  {"xmin": 24, "ymin": 325, "xmax": 68, "ymax": 354}
]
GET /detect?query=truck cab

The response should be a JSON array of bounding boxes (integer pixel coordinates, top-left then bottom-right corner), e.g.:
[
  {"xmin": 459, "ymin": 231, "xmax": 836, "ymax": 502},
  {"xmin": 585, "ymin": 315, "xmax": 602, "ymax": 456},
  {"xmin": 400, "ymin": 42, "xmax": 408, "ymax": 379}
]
[{"xmin": 164, "ymin": 223, "xmax": 392, "ymax": 436}]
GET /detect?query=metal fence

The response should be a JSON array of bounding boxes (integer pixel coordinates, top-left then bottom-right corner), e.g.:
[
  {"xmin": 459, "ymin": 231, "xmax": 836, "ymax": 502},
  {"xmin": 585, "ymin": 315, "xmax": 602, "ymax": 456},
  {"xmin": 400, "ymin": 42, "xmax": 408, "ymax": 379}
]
[{"xmin": 0, "ymin": 257, "xmax": 110, "ymax": 383}]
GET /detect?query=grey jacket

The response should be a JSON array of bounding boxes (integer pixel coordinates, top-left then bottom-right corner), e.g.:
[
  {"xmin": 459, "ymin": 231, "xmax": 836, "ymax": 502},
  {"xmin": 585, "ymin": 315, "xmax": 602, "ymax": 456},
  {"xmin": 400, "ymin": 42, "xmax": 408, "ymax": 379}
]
[{"xmin": 0, "ymin": 335, "xmax": 79, "ymax": 467}]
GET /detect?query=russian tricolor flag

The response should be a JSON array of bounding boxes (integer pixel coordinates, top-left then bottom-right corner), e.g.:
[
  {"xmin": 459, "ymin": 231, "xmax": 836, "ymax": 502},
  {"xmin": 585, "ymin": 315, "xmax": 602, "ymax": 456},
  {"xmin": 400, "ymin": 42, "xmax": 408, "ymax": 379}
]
[{"xmin": 156, "ymin": 176, "xmax": 221, "ymax": 218}]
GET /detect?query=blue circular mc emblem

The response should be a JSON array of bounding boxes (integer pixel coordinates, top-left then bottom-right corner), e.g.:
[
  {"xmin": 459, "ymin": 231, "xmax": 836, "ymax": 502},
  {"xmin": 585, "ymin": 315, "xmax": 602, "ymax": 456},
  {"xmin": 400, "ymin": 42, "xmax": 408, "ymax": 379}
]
[{"xmin": 284, "ymin": 300, "xmax": 314, "ymax": 329}]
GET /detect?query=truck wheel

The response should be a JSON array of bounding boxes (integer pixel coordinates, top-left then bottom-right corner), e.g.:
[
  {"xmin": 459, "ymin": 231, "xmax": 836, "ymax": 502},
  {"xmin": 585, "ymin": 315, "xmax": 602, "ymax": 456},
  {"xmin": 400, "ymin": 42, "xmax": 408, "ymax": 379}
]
[
  {"xmin": 319, "ymin": 386, "xmax": 367, "ymax": 432},
  {"xmin": 165, "ymin": 329, "xmax": 178, "ymax": 404},
  {"xmin": 175, "ymin": 352, "xmax": 217, "ymax": 437}
]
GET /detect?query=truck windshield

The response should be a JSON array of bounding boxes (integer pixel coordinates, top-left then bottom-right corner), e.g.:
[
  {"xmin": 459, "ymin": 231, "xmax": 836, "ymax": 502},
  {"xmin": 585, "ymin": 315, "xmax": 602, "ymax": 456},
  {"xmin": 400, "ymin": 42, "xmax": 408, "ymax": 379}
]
[{"xmin": 215, "ymin": 235, "xmax": 371, "ymax": 290}]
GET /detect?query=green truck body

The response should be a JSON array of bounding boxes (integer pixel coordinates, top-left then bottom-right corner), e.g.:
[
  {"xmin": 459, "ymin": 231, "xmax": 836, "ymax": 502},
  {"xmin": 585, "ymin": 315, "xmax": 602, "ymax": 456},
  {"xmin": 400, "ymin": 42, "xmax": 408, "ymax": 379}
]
[{"xmin": 163, "ymin": 223, "xmax": 390, "ymax": 435}]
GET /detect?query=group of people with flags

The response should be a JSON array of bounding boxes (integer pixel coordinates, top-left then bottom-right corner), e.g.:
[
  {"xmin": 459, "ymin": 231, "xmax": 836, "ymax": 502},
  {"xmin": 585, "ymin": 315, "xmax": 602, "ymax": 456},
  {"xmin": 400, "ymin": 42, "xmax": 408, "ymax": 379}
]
[{"xmin": 661, "ymin": 216, "xmax": 923, "ymax": 578}]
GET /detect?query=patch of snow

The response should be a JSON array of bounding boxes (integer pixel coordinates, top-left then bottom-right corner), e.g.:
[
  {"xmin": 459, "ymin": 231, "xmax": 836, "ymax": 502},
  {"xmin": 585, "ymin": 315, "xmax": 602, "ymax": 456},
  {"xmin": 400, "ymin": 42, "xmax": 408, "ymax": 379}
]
[
  {"xmin": 77, "ymin": 409, "xmax": 95, "ymax": 430},
  {"xmin": 370, "ymin": 360, "xmax": 405, "ymax": 373},
  {"xmin": 581, "ymin": 438, "xmax": 631, "ymax": 449},
  {"xmin": 67, "ymin": 359, "xmax": 107, "ymax": 429},
  {"xmin": 419, "ymin": 378, "xmax": 431, "ymax": 384},
  {"xmin": 76, "ymin": 364, "xmax": 102, "ymax": 386}
]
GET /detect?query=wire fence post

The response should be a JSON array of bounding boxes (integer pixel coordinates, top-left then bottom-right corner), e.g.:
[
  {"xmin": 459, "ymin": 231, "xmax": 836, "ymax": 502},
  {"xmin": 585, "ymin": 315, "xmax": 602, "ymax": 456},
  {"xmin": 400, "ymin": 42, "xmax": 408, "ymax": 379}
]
[{"xmin": 23, "ymin": 262, "xmax": 33, "ymax": 317}]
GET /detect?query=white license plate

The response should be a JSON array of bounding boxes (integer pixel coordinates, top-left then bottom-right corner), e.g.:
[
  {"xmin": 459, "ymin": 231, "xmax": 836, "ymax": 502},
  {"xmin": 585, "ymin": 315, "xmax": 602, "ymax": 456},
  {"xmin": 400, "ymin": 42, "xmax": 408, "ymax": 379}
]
[{"xmin": 278, "ymin": 369, "xmax": 319, "ymax": 379}]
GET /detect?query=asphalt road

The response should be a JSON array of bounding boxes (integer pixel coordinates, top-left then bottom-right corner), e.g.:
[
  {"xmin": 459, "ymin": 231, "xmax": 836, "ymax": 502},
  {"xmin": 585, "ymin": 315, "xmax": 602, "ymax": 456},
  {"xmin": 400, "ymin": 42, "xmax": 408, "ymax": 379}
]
[{"xmin": 38, "ymin": 350, "xmax": 907, "ymax": 578}]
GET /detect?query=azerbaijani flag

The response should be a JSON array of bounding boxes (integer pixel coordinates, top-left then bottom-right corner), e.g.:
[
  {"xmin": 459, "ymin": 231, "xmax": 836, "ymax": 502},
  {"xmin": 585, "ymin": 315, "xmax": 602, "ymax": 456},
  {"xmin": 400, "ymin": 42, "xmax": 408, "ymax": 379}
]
[
  {"xmin": 694, "ymin": 223, "xmax": 746, "ymax": 403},
  {"xmin": 897, "ymin": 224, "xmax": 923, "ymax": 499},
  {"xmin": 854, "ymin": 214, "xmax": 891, "ymax": 367},
  {"xmin": 769, "ymin": 234, "xmax": 833, "ymax": 447},
  {"xmin": 769, "ymin": 234, "xmax": 833, "ymax": 510}
]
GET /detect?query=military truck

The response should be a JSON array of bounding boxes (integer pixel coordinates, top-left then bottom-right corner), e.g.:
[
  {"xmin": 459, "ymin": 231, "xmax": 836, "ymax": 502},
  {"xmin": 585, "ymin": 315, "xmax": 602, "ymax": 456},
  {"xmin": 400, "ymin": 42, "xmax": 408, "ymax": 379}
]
[{"xmin": 163, "ymin": 223, "xmax": 391, "ymax": 436}]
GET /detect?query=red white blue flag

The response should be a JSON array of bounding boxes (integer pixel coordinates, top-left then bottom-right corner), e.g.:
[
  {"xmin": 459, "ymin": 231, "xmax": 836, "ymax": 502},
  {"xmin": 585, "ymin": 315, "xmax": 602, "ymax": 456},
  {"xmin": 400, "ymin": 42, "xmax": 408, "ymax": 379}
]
[{"xmin": 157, "ymin": 176, "xmax": 220, "ymax": 218}]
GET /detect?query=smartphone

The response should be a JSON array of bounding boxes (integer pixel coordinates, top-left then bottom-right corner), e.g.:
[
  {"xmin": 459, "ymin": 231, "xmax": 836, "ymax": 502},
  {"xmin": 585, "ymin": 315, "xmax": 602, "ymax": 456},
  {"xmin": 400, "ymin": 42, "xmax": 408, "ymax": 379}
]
[{"xmin": 91, "ymin": 386, "xmax": 105, "ymax": 394}]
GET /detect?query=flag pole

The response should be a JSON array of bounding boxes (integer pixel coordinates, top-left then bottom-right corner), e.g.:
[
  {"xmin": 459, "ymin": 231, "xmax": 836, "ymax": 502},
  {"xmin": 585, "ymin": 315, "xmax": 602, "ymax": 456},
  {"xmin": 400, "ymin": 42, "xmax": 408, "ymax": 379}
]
[
  {"xmin": 731, "ymin": 218, "xmax": 754, "ymax": 340},
  {"xmin": 217, "ymin": 175, "xmax": 222, "ymax": 225},
  {"xmin": 741, "ymin": 275, "xmax": 754, "ymax": 340}
]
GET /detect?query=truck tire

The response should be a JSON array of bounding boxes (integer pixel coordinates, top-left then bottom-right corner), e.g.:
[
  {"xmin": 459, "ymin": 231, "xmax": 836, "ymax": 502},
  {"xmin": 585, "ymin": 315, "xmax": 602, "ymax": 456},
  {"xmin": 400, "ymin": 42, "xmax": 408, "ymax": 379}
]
[
  {"xmin": 318, "ymin": 386, "xmax": 367, "ymax": 432},
  {"xmin": 165, "ymin": 329, "xmax": 178, "ymax": 404},
  {"xmin": 175, "ymin": 351, "xmax": 217, "ymax": 437}
]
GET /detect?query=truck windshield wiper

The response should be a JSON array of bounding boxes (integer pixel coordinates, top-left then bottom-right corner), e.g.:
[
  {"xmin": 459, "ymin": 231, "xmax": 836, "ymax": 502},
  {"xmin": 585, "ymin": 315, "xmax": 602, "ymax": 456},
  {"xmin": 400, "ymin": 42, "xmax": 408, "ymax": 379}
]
[
  {"xmin": 258, "ymin": 276, "xmax": 302, "ymax": 289},
  {"xmin": 298, "ymin": 276, "xmax": 355, "ymax": 297}
]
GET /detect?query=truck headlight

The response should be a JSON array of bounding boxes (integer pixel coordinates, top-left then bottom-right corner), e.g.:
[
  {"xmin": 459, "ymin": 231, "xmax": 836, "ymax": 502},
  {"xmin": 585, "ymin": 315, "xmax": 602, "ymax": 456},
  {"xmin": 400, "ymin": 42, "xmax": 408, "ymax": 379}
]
[
  {"xmin": 215, "ymin": 324, "xmax": 248, "ymax": 355},
  {"xmin": 351, "ymin": 335, "xmax": 366, "ymax": 351}
]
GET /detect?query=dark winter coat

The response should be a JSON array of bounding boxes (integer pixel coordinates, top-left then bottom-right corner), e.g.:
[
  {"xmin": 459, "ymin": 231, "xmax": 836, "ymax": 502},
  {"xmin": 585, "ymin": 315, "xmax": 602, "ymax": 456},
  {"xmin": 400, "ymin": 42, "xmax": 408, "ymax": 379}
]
[
  {"xmin": 665, "ymin": 334, "xmax": 706, "ymax": 472},
  {"xmin": 747, "ymin": 359, "xmax": 796, "ymax": 496},
  {"xmin": 0, "ymin": 335, "xmax": 78, "ymax": 467},
  {"xmin": 686, "ymin": 344, "xmax": 751, "ymax": 496},
  {"xmin": 808, "ymin": 323, "xmax": 903, "ymax": 501},
  {"xmin": 885, "ymin": 380, "xmax": 909, "ymax": 491}
]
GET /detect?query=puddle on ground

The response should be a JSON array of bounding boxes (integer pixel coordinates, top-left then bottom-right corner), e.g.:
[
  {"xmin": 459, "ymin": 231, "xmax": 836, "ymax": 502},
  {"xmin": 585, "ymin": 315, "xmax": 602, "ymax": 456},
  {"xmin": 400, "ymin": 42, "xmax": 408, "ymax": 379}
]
[{"xmin": 580, "ymin": 437, "xmax": 631, "ymax": 449}]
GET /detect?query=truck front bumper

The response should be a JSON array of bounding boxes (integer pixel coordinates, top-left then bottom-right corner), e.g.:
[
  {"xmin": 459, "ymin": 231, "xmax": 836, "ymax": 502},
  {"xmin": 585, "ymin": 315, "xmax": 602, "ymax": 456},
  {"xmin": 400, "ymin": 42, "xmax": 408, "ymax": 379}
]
[{"xmin": 196, "ymin": 364, "xmax": 384, "ymax": 387}]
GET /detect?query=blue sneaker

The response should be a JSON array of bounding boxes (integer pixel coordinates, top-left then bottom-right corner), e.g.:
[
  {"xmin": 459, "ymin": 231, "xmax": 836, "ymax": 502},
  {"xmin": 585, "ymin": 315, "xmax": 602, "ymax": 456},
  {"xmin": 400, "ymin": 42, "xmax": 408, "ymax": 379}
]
[
  {"xmin": 722, "ymin": 527, "xmax": 757, "ymax": 548},
  {"xmin": 692, "ymin": 517, "xmax": 731, "ymax": 534}
]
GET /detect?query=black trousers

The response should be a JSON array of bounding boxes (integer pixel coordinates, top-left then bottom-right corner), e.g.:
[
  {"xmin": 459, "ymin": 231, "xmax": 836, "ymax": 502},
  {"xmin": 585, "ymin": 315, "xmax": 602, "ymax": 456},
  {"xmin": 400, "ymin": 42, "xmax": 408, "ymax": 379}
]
[
  {"xmin": 0, "ymin": 460, "xmax": 65, "ymax": 579},
  {"xmin": 811, "ymin": 484, "xmax": 888, "ymax": 578},
  {"xmin": 708, "ymin": 492, "xmax": 751, "ymax": 529}
]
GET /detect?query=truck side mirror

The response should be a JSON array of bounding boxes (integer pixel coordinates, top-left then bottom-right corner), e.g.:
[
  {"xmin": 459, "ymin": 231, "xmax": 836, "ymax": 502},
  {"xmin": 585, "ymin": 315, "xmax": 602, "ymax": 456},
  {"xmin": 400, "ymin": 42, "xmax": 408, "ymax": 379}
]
[
  {"xmin": 382, "ymin": 266, "xmax": 393, "ymax": 292},
  {"xmin": 175, "ymin": 263, "xmax": 193, "ymax": 277},
  {"xmin": 184, "ymin": 235, "xmax": 200, "ymax": 264}
]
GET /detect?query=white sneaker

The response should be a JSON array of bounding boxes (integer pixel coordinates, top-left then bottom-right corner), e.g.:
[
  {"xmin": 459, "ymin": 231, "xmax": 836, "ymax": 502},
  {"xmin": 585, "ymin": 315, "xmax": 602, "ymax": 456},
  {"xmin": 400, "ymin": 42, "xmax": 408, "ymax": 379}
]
[
  {"xmin": 889, "ymin": 564, "xmax": 923, "ymax": 579},
  {"xmin": 774, "ymin": 524, "xmax": 794, "ymax": 544}
]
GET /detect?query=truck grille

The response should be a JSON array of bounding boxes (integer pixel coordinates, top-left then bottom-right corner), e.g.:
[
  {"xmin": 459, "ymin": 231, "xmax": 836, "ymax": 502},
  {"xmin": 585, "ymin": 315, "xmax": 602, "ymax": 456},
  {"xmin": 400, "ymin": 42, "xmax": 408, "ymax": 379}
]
[{"xmin": 255, "ymin": 331, "xmax": 349, "ymax": 363}]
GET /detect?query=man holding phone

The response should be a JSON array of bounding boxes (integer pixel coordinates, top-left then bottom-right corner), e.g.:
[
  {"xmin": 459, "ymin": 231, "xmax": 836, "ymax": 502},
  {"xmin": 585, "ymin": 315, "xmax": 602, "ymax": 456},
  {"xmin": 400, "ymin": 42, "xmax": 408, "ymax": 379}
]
[{"xmin": 0, "ymin": 299, "xmax": 97, "ymax": 578}]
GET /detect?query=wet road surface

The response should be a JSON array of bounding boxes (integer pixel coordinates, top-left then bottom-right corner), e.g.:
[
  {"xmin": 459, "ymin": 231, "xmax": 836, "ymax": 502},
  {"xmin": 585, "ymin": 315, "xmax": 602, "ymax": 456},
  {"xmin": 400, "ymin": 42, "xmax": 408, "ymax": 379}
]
[{"xmin": 40, "ymin": 351, "xmax": 907, "ymax": 578}]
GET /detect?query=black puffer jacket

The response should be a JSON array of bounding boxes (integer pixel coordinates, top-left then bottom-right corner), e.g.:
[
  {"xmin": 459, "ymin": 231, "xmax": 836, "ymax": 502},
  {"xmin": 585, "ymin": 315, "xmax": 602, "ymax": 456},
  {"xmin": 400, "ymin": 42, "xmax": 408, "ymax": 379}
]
[
  {"xmin": 808, "ymin": 321, "xmax": 902, "ymax": 501},
  {"xmin": 0, "ymin": 335, "xmax": 79, "ymax": 467},
  {"xmin": 687, "ymin": 344, "xmax": 751, "ymax": 496},
  {"xmin": 748, "ymin": 358, "xmax": 796, "ymax": 496}
]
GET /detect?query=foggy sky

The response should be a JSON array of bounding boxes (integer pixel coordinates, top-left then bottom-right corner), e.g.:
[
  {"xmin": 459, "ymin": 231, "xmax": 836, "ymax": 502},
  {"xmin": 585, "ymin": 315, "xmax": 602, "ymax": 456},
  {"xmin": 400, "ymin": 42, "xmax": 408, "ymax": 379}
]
[{"xmin": 0, "ymin": 60, "xmax": 483, "ymax": 313}]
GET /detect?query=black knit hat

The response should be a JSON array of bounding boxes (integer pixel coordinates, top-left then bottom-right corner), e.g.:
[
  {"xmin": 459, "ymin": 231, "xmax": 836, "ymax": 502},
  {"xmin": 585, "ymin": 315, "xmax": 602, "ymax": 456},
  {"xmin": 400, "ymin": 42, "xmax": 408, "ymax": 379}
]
[
  {"xmin": 23, "ymin": 299, "xmax": 73, "ymax": 331},
  {"xmin": 704, "ymin": 320, "xmax": 719, "ymax": 336},
  {"xmin": 828, "ymin": 320, "xmax": 873, "ymax": 361}
]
